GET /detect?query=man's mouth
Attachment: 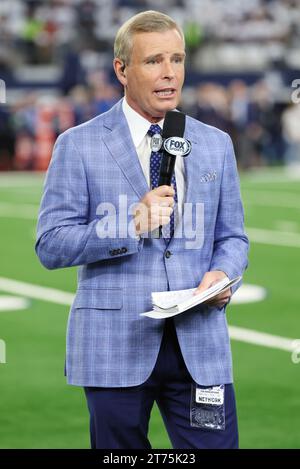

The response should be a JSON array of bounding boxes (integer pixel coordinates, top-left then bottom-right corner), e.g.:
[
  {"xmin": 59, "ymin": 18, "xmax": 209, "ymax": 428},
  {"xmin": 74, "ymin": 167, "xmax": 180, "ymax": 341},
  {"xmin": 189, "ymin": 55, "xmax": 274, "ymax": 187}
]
[{"xmin": 154, "ymin": 88, "xmax": 176, "ymax": 97}]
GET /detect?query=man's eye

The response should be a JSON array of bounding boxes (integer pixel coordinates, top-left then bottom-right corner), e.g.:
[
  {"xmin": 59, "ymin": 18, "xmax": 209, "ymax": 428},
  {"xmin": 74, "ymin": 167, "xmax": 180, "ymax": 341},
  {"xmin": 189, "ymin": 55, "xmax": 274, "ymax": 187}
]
[{"xmin": 147, "ymin": 59, "xmax": 158, "ymax": 64}]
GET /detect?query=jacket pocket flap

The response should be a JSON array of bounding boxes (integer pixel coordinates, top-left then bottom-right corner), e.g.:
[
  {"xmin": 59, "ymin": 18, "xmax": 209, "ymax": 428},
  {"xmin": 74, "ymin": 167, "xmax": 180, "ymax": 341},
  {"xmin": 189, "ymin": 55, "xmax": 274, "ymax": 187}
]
[{"xmin": 74, "ymin": 288, "xmax": 123, "ymax": 310}]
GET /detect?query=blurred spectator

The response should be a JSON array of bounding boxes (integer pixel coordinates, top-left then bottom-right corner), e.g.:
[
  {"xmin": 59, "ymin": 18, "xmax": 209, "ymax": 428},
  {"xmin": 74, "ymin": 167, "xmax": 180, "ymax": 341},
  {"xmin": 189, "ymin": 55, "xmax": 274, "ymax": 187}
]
[
  {"xmin": 20, "ymin": 2, "xmax": 44, "ymax": 64},
  {"xmin": 13, "ymin": 92, "xmax": 39, "ymax": 170},
  {"xmin": 183, "ymin": 20, "xmax": 204, "ymax": 65},
  {"xmin": 0, "ymin": 14, "xmax": 15, "ymax": 79},
  {"xmin": 250, "ymin": 80, "xmax": 285, "ymax": 166},
  {"xmin": 195, "ymin": 83, "xmax": 232, "ymax": 134},
  {"xmin": 75, "ymin": 0, "xmax": 97, "ymax": 48},
  {"xmin": 68, "ymin": 85, "xmax": 95, "ymax": 126},
  {"xmin": 0, "ymin": 105, "xmax": 15, "ymax": 170},
  {"xmin": 228, "ymin": 80, "xmax": 256, "ymax": 168},
  {"xmin": 60, "ymin": 47, "xmax": 87, "ymax": 95},
  {"xmin": 282, "ymin": 103, "xmax": 300, "ymax": 167},
  {"xmin": 88, "ymin": 70, "xmax": 121, "ymax": 116}
]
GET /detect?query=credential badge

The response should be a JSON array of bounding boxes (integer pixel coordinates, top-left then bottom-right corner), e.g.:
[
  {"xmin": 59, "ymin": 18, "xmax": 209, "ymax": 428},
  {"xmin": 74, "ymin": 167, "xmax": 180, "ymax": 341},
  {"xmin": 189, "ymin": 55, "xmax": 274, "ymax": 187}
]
[{"xmin": 150, "ymin": 134, "xmax": 163, "ymax": 152}]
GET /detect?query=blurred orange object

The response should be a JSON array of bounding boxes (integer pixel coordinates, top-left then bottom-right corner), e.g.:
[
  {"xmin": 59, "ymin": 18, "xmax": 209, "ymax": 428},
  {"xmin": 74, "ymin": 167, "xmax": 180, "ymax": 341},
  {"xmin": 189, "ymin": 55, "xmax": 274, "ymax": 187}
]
[{"xmin": 34, "ymin": 100, "xmax": 56, "ymax": 171}]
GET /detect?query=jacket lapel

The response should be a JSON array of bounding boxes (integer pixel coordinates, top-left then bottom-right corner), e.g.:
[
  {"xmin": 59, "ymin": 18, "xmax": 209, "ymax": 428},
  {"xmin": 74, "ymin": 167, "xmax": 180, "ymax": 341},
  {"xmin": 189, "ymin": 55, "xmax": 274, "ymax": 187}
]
[{"xmin": 102, "ymin": 100, "xmax": 150, "ymax": 200}]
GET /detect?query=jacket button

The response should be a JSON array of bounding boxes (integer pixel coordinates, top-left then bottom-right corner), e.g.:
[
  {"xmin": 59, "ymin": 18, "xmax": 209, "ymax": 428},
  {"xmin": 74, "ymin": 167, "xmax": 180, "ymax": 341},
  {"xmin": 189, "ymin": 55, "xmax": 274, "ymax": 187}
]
[
  {"xmin": 116, "ymin": 248, "xmax": 121, "ymax": 255},
  {"xmin": 121, "ymin": 247, "xmax": 127, "ymax": 253},
  {"xmin": 165, "ymin": 250, "xmax": 172, "ymax": 259},
  {"xmin": 109, "ymin": 250, "xmax": 115, "ymax": 256}
]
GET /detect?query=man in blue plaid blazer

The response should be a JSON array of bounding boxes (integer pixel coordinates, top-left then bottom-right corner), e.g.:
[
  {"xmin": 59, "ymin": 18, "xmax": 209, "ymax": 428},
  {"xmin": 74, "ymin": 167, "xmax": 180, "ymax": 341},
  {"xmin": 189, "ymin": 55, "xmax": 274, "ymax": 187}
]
[{"xmin": 36, "ymin": 10, "xmax": 248, "ymax": 449}]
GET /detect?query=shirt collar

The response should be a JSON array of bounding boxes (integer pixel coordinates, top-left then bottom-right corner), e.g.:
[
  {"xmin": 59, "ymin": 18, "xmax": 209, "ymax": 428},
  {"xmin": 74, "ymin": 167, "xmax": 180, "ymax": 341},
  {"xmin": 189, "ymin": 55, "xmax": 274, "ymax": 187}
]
[{"xmin": 122, "ymin": 97, "xmax": 164, "ymax": 148}]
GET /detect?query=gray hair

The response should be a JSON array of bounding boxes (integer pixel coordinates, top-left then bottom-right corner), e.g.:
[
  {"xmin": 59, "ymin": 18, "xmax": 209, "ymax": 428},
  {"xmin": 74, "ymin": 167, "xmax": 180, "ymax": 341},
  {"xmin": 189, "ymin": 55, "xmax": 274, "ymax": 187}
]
[{"xmin": 114, "ymin": 10, "xmax": 185, "ymax": 66}]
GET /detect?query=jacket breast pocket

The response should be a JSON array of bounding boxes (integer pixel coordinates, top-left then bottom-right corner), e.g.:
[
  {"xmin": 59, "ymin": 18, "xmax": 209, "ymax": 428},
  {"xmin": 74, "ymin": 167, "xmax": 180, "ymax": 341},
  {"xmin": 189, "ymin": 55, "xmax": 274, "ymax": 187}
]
[{"xmin": 74, "ymin": 288, "xmax": 123, "ymax": 310}]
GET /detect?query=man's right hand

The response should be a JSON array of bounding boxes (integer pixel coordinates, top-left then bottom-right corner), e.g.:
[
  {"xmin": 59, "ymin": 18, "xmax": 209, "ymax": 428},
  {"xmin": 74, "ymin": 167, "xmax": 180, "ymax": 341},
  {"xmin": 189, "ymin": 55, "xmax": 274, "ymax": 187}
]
[{"xmin": 133, "ymin": 185, "xmax": 175, "ymax": 236}]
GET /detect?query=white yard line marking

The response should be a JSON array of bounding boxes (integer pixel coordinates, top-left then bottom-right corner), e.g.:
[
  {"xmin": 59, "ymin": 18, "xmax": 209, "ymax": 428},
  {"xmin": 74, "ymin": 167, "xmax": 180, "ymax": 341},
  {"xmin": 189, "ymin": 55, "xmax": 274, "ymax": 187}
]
[
  {"xmin": 231, "ymin": 284, "xmax": 267, "ymax": 304},
  {"xmin": 243, "ymin": 192, "xmax": 300, "ymax": 209},
  {"xmin": 242, "ymin": 181, "xmax": 300, "ymax": 188},
  {"xmin": 275, "ymin": 221, "xmax": 299, "ymax": 233},
  {"xmin": 0, "ymin": 202, "xmax": 38, "ymax": 219},
  {"xmin": 0, "ymin": 296, "xmax": 30, "ymax": 312},
  {"xmin": 0, "ymin": 277, "xmax": 74, "ymax": 306},
  {"xmin": 0, "ymin": 173, "xmax": 44, "ymax": 187},
  {"xmin": 241, "ymin": 168, "xmax": 300, "ymax": 183},
  {"xmin": 0, "ymin": 276, "xmax": 297, "ymax": 353},
  {"xmin": 228, "ymin": 326, "xmax": 295, "ymax": 352},
  {"xmin": 246, "ymin": 227, "xmax": 300, "ymax": 248}
]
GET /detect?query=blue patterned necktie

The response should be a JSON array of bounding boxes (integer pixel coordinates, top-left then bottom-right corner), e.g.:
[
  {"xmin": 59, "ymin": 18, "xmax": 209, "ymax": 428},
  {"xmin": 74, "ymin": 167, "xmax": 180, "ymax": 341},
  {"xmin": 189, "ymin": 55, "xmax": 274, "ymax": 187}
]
[{"xmin": 148, "ymin": 124, "xmax": 178, "ymax": 242}]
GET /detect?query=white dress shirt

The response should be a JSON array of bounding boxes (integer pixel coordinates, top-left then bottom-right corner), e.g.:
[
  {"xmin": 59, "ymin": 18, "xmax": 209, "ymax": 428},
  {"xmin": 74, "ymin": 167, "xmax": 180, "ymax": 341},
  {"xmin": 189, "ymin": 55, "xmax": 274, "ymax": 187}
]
[{"xmin": 122, "ymin": 97, "xmax": 186, "ymax": 223}]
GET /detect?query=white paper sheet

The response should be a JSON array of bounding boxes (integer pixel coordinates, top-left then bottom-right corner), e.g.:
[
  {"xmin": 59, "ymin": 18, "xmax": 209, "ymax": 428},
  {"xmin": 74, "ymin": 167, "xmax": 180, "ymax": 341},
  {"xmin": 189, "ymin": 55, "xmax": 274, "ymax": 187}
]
[{"xmin": 141, "ymin": 276, "xmax": 242, "ymax": 319}]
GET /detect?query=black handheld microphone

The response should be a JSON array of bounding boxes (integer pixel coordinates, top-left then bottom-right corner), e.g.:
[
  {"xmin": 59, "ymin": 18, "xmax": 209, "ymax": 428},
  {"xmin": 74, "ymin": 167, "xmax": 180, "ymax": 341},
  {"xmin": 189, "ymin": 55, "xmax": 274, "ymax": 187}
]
[{"xmin": 158, "ymin": 110, "xmax": 186, "ymax": 186}]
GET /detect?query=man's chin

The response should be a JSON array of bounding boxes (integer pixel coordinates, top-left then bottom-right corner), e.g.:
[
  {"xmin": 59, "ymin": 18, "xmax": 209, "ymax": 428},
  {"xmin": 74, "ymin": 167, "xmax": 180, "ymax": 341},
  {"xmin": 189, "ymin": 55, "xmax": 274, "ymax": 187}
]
[
  {"xmin": 153, "ymin": 102, "xmax": 178, "ymax": 117},
  {"xmin": 145, "ymin": 101, "xmax": 180, "ymax": 122}
]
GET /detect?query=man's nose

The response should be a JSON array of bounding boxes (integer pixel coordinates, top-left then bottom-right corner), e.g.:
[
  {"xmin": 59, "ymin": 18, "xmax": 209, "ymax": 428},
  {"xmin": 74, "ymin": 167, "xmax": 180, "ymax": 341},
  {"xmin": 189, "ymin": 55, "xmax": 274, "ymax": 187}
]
[{"xmin": 162, "ymin": 60, "xmax": 175, "ymax": 79}]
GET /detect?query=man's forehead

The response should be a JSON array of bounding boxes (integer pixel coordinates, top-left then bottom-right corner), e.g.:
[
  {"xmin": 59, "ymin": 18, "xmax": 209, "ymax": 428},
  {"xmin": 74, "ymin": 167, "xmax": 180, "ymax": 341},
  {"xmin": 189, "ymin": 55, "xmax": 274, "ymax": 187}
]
[{"xmin": 131, "ymin": 30, "xmax": 185, "ymax": 56}]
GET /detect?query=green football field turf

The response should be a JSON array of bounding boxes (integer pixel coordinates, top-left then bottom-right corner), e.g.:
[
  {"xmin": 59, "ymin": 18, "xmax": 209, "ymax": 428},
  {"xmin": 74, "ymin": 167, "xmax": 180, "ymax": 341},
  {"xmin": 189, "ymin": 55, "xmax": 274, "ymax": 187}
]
[{"xmin": 0, "ymin": 169, "xmax": 299, "ymax": 449}]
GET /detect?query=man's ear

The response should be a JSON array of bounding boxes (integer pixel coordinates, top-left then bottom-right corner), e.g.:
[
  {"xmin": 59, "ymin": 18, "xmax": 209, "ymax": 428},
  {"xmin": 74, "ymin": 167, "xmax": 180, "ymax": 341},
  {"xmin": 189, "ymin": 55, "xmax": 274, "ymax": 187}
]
[{"xmin": 113, "ymin": 58, "xmax": 127, "ymax": 86}]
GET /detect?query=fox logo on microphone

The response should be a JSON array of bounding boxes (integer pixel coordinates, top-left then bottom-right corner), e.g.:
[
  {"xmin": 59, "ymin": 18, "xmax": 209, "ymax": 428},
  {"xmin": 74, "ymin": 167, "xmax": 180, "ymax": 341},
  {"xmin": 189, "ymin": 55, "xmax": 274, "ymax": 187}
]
[{"xmin": 164, "ymin": 136, "xmax": 191, "ymax": 157}]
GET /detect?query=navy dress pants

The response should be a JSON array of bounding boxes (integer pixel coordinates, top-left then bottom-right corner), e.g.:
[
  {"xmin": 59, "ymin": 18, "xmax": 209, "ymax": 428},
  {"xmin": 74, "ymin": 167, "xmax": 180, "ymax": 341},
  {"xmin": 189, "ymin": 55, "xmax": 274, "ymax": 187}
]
[{"xmin": 84, "ymin": 319, "xmax": 238, "ymax": 449}]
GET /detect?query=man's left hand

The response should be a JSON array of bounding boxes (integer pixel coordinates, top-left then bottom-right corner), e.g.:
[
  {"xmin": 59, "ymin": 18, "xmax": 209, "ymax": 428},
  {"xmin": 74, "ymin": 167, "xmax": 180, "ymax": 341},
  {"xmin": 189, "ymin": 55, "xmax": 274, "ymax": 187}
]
[{"xmin": 193, "ymin": 270, "xmax": 231, "ymax": 308}]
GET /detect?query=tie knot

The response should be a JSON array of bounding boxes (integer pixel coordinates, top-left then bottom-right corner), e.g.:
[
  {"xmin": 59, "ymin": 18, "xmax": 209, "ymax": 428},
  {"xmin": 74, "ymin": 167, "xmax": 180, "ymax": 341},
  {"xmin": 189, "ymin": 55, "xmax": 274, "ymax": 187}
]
[{"xmin": 148, "ymin": 124, "xmax": 162, "ymax": 137}]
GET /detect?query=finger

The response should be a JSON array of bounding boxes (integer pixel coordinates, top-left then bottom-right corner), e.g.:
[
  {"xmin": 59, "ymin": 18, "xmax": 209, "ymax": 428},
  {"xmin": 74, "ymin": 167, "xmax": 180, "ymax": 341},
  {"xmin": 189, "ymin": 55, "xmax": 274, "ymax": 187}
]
[
  {"xmin": 218, "ymin": 298, "xmax": 230, "ymax": 307},
  {"xmin": 154, "ymin": 185, "xmax": 175, "ymax": 197},
  {"xmin": 214, "ymin": 292, "xmax": 230, "ymax": 301},
  {"xmin": 206, "ymin": 299, "xmax": 228, "ymax": 308},
  {"xmin": 159, "ymin": 215, "xmax": 171, "ymax": 226},
  {"xmin": 158, "ymin": 196, "xmax": 175, "ymax": 207},
  {"xmin": 194, "ymin": 277, "xmax": 217, "ymax": 296},
  {"xmin": 193, "ymin": 271, "xmax": 229, "ymax": 297},
  {"xmin": 208, "ymin": 292, "xmax": 231, "ymax": 303},
  {"xmin": 209, "ymin": 293, "xmax": 231, "ymax": 305},
  {"xmin": 159, "ymin": 206, "xmax": 173, "ymax": 217}
]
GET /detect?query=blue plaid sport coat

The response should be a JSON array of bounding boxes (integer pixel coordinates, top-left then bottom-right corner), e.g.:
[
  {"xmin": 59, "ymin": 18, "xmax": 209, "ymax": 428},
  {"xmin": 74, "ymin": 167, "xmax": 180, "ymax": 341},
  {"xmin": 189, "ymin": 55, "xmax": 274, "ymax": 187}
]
[{"xmin": 36, "ymin": 99, "xmax": 249, "ymax": 387}]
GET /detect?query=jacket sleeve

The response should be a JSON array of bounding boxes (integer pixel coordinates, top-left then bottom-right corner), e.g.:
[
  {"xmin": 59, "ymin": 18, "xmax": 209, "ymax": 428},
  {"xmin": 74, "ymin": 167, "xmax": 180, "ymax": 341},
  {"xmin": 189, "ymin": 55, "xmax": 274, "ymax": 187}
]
[
  {"xmin": 35, "ymin": 130, "xmax": 143, "ymax": 270},
  {"xmin": 209, "ymin": 134, "xmax": 249, "ymax": 291}
]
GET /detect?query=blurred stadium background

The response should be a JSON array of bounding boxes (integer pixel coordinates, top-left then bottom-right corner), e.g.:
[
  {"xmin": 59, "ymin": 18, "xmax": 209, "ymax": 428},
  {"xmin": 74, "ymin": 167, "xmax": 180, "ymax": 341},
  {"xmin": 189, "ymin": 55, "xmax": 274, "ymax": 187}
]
[{"xmin": 0, "ymin": 0, "xmax": 300, "ymax": 449}]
